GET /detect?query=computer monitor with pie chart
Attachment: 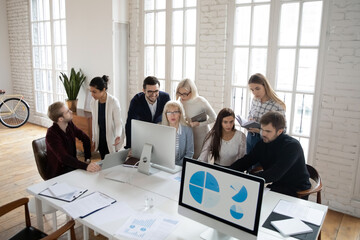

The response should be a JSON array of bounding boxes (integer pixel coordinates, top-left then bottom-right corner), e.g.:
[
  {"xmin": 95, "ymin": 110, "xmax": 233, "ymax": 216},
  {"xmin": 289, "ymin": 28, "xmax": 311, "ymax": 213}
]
[{"xmin": 178, "ymin": 158, "xmax": 265, "ymax": 240}]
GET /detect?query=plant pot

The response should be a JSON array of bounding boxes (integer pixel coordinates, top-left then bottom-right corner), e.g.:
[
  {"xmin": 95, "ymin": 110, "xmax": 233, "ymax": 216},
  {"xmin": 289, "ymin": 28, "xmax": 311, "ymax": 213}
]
[{"xmin": 66, "ymin": 99, "xmax": 78, "ymax": 112}]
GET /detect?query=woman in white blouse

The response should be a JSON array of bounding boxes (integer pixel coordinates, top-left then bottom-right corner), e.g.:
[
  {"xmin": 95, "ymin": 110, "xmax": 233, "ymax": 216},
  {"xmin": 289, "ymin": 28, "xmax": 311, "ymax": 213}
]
[
  {"xmin": 176, "ymin": 78, "xmax": 217, "ymax": 159},
  {"xmin": 89, "ymin": 76, "xmax": 124, "ymax": 159},
  {"xmin": 198, "ymin": 108, "xmax": 246, "ymax": 166}
]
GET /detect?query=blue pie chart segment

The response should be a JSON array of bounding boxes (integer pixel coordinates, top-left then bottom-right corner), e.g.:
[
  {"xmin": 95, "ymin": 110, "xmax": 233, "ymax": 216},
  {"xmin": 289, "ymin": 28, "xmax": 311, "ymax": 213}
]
[
  {"xmin": 205, "ymin": 172, "xmax": 220, "ymax": 192},
  {"xmin": 189, "ymin": 171, "xmax": 220, "ymax": 208},
  {"xmin": 190, "ymin": 171, "xmax": 205, "ymax": 187},
  {"xmin": 230, "ymin": 205, "xmax": 244, "ymax": 219},
  {"xmin": 189, "ymin": 184, "xmax": 204, "ymax": 204},
  {"xmin": 232, "ymin": 185, "xmax": 248, "ymax": 203}
]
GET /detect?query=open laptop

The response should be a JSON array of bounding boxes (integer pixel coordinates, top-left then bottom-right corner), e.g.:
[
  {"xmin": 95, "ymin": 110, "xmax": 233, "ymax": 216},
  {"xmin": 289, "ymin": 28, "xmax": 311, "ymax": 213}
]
[{"xmin": 99, "ymin": 149, "xmax": 130, "ymax": 170}]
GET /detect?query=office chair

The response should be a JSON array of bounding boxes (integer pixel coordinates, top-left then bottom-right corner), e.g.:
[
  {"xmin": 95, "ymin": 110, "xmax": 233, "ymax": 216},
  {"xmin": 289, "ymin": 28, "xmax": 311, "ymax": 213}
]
[
  {"xmin": 0, "ymin": 197, "xmax": 76, "ymax": 240},
  {"xmin": 297, "ymin": 164, "xmax": 323, "ymax": 240},
  {"xmin": 32, "ymin": 137, "xmax": 58, "ymax": 230}
]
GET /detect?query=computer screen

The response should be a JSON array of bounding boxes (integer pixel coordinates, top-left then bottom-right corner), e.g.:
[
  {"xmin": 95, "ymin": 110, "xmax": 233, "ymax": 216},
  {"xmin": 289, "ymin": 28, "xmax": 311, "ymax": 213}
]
[
  {"xmin": 178, "ymin": 158, "xmax": 265, "ymax": 240},
  {"xmin": 131, "ymin": 119, "xmax": 177, "ymax": 173}
]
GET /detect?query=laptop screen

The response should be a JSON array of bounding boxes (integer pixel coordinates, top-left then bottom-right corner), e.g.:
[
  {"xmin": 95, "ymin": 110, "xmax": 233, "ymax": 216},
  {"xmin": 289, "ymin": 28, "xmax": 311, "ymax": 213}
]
[{"xmin": 179, "ymin": 158, "xmax": 265, "ymax": 237}]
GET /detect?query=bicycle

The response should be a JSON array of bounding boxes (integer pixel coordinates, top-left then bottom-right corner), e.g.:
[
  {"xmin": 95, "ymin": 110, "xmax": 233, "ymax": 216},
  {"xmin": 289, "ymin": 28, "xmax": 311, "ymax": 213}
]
[{"xmin": 0, "ymin": 90, "xmax": 30, "ymax": 128}]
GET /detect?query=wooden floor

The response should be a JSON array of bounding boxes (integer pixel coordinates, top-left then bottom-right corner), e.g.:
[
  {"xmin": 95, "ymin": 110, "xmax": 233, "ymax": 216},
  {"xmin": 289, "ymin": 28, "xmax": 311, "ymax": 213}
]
[{"xmin": 0, "ymin": 123, "xmax": 360, "ymax": 240}]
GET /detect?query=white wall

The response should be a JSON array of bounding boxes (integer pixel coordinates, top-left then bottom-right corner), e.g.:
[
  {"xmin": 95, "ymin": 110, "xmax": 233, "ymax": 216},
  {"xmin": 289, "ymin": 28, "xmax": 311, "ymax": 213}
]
[
  {"xmin": 66, "ymin": 0, "xmax": 113, "ymax": 110},
  {"xmin": 0, "ymin": 0, "xmax": 13, "ymax": 94}
]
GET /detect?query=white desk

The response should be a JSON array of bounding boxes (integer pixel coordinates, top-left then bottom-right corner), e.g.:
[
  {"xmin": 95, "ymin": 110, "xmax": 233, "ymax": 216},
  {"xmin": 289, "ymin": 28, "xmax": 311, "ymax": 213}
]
[{"xmin": 27, "ymin": 166, "xmax": 328, "ymax": 240}]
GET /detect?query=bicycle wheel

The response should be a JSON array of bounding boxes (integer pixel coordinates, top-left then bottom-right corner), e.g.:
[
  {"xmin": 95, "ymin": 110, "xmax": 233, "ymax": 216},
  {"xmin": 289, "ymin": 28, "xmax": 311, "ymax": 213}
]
[{"xmin": 0, "ymin": 98, "xmax": 30, "ymax": 128}]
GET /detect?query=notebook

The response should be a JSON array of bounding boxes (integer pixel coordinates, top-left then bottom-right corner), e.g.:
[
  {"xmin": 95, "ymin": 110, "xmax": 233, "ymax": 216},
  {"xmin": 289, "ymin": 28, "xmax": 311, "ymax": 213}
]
[
  {"xmin": 271, "ymin": 218, "xmax": 313, "ymax": 237},
  {"xmin": 191, "ymin": 111, "xmax": 207, "ymax": 122}
]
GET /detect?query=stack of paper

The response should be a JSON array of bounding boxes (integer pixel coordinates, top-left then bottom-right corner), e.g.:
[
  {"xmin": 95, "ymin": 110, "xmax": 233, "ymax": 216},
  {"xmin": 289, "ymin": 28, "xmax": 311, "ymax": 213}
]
[
  {"xmin": 273, "ymin": 200, "xmax": 325, "ymax": 226},
  {"xmin": 62, "ymin": 191, "xmax": 116, "ymax": 219},
  {"xmin": 39, "ymin": 183, "xmax": 87, "ymax": 202}
]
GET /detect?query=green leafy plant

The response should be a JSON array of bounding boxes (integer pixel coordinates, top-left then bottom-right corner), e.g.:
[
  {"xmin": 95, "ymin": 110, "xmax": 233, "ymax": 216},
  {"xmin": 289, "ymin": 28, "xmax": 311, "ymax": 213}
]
[{"xmin": 59, "ymin": 68, "xmax": 86, "ymax": 100}]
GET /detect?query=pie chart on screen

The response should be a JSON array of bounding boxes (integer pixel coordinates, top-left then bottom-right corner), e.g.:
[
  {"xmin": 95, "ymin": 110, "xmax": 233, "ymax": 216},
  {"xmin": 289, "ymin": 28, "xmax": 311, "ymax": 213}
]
[
  {"xmin": 189, "ymin": 171, "xmax": 220, "ymax": 208},
  {"xmin": 230, "ymin": 205, "xmax": 244, "ymax": 219}
]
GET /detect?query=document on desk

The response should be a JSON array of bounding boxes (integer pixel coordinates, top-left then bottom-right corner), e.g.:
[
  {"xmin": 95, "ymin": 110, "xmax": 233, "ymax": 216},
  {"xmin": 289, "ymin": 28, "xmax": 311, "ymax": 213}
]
[
  {"xmin": 62, "ymin": 191, "xmax": 116, "ymax": 219},
  {"xmin": 273, "ymin": 200, "xmax": 325, "ymax": 226},
  {"xmin": 115, "ymin": 213, "xmax": 179, "ymax": 240},
  {"xmin": 39, "ymin": 182, "xmax": 87, "ymax": 202}
]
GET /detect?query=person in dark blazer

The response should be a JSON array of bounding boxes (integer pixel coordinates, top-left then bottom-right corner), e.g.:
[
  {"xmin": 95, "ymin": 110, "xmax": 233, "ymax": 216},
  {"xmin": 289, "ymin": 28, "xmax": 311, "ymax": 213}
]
[{"xmin": 125, "ymin": 76, "xmax": 170, "ymax": 149}]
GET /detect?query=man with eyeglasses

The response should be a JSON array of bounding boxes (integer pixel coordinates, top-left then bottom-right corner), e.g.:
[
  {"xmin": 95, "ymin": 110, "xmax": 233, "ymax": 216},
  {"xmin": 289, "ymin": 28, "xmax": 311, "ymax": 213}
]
[
  {"xmin": 230, "ymin": 111, "xmax": 311, "ymax": 198},
  {"xmin": 125, "ymin": 76, "xmax": 170, "ymax": 149},
  {"xmin": 45, "ymin": 101, "xmax": 101, "ymax": 179}
]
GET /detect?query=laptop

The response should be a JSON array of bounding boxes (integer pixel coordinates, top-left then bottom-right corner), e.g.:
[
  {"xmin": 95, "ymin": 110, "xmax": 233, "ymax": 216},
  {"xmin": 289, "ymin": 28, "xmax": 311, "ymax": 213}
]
[{"xmin": 99, "ymin": 149, "xmax": 130, "ymax": 170}]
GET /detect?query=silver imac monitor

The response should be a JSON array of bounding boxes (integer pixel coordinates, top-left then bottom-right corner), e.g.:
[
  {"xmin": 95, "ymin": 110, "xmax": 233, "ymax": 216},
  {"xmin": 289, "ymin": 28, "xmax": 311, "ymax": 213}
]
[
  {"xmin": 178, "ymin": 158, "xmax": 265, "ymax": 240},
  {"xmin": 131, "ymin": 119, "xmax": 181, "ymax": 174}
]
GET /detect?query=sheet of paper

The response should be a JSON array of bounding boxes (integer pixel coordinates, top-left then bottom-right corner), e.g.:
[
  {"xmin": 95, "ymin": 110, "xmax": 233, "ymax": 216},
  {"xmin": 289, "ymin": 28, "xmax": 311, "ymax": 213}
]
[
  {"xmin": 86, "ymin": 202, "xmax": 136, "ymax": 225},
  {"xmin": 115, "ymin": 213, "xmax": 179, "ymax": 240},
  {"xmin": 48, "ymin": 183, "xmax": 78, "ymax": 197},
  {"xmin": 273, "ymin": 200, "xmax": 325, "ymax": 226},
  {"xmin": 62, "ymin": 191, "xmax": 116, "ymax": 219}
]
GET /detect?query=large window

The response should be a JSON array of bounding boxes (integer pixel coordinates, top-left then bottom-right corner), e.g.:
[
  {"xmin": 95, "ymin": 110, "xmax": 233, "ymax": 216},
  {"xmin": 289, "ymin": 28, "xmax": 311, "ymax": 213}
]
[
  {"xmin": 31, "ymin": 0, "xmax": 67, "ymax": 114},
  {"xmin": 229, "ymin": 0, "xmax": 324, "ymax": 160},
  {"xmin": 143, "ymin": 0, "xmax": 197, "ymax": 98}
]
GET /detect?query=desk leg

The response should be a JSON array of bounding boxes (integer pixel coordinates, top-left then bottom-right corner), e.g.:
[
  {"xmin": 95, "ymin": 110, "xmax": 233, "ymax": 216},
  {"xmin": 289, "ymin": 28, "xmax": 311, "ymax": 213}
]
[
  {"xmin": 35, "ymin": 198, "xmax": 44, "ymax": 231},
  {"xmin": 83, "ymin": 225, "xmax": 89, "ymax": 240}
]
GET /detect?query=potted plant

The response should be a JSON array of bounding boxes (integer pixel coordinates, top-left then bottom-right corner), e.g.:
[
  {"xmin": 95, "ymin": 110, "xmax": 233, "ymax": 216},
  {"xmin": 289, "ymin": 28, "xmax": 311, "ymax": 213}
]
[{"xmin": 59, "ymin": 68, "xmax": 86, "ymax": 112}]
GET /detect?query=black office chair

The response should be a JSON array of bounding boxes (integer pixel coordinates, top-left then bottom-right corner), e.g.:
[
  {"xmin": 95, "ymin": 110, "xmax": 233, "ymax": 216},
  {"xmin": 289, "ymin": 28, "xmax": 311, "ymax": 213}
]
[
  {"xmin": 0, "ymin": 197, "xmax": 76, "ymax": 240},
  {"xmin": 31, "ymin": 137, "xmax": 58, "ymax": 230}
]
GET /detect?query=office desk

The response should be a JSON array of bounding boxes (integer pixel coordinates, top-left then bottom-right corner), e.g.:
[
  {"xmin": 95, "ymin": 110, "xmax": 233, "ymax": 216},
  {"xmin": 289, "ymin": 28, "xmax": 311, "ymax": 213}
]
[{"xmin": 27, "ymin": 167, "xmax": 328, "ymax": 240}]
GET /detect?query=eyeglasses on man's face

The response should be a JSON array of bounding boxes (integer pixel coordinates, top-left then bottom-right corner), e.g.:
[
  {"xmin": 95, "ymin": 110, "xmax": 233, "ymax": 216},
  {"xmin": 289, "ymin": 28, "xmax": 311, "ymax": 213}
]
[
  {"xmin": 146, "ymin": 90, "xmax": 159, "ymax": 95},
  {"xmin": 166, "ymin": 111, "xmax": 181, "ymax": 115},
  {"xmin": 177, "ymin": 91, "xmax": 191, "ymax": 97}
]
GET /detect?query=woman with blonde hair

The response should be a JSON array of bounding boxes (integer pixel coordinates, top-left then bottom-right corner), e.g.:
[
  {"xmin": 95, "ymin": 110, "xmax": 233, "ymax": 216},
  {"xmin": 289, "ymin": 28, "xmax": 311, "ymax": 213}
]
[
  {"xmin": 246, "ymin": 73, "xmax": 286, "ymax": 153},
  {"xmin": 161, "ymin": 101, "xmax": 194, "ymax": 166},
  {"xmin": 198, "ymin": 108, "xmax": 246, "ymax": 166},
  {"xmin": 176, "ymin": 79, "xmax": 216, "ymax": 159}
]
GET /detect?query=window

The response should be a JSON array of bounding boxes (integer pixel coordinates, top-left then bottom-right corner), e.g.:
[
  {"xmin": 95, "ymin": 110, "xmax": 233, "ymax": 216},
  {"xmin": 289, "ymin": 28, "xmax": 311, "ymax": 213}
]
[
  {"xmin": 143, "ymin": 0, "xmax": 197, "ymax": 98},
  {"xmin": 31, "ymin": 0, "xmax": 67, "ymax": 114},
  {"xmin": 228, "ymin": 0, "xmax": 324, "ymax": 160}
]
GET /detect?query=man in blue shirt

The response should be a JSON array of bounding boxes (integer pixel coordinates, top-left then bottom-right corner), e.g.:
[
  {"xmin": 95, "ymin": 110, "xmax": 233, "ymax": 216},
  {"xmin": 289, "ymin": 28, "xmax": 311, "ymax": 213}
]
[{"xmin": 125, "ymin": 76, "xmax": 170, "ymax": 149}]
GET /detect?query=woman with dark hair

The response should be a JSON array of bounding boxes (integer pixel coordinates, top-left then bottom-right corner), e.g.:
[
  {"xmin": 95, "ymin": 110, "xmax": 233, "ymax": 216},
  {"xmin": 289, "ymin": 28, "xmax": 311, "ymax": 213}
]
[
  {"xmin": 198, "ymin": 108, "xmax": 246, "ymax": 166},
  {"xmin": 246, "ymin": 73, "xmax": 286, "ymax": 153},
  {"xmin": 89, "ymin": 75, "xmax": 124, "ymax": 159}
]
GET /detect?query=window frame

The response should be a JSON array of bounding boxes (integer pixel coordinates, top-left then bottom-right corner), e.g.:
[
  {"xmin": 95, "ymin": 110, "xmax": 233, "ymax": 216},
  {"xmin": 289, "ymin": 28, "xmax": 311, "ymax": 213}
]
[
  {"xmin": 140, "ymin": 0, "xmax": 199, "ymax": 99},
  {"xmin": 30, "ymin": 0, "xmax": 67, "ymax": 116},
  {"xmin": 225, "ymin": 0, "xmax": 328, "ymax": 162}
]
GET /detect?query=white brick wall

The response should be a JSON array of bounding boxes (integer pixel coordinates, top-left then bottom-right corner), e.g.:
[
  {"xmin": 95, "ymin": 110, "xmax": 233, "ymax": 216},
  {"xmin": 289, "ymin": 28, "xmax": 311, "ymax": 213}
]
[
  {"xmin": 314, "ymin": 0, "xmax": 360, "ymax": 217},
  {"xmin": 6, "ymin": 0, "xmax": 35, "ymax": 123}
]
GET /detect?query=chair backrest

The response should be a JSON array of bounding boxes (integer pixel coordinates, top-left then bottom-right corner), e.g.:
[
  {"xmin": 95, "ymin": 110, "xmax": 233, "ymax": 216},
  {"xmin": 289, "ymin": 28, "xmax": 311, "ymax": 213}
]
[
  {"xmin": 32, "ymin": 137, "xmax": 49, "ymax": 180},
  {"xmin": 297, "ymin": 164, "xmax": 323, "ymax": 203},
  {"xmin": 0, "ymin": 197, "xmax": 76, "ymax": 240}
]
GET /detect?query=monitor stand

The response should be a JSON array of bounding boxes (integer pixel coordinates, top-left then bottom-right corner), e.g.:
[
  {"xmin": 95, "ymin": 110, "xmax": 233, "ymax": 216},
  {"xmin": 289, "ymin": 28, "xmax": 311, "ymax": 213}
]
[
  {"xmin": 200, "ymin": 228, "xmax": 236, "ymax": 240},
  {"xmin": 137, "ymin": 143, "xmax": 159, "ymax": 175}
]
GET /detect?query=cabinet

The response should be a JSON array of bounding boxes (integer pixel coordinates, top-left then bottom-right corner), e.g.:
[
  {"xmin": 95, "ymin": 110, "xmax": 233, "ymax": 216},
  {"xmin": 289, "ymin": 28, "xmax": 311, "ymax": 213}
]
[{"xmin": 72, "ymin": 109, "xmax": 94, "ymax": 152}]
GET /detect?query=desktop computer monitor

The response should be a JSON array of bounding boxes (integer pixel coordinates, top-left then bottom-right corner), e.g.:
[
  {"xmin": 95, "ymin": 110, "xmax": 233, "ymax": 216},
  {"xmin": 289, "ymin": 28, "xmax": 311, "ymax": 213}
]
[
  {"xmin": 131, "ymin": 119, "xmax": 180, "ymax": 174},
  {"xmin": 178, "ymin": 158, "xmax": 265, "ymax": 240}
]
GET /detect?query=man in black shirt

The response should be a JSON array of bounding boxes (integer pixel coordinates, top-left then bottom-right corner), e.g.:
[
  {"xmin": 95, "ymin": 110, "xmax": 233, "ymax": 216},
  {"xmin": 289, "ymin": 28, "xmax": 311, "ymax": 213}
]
[{"xmin": 230, "ymin": 111, "xmax": 311, "ymax": 198}]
